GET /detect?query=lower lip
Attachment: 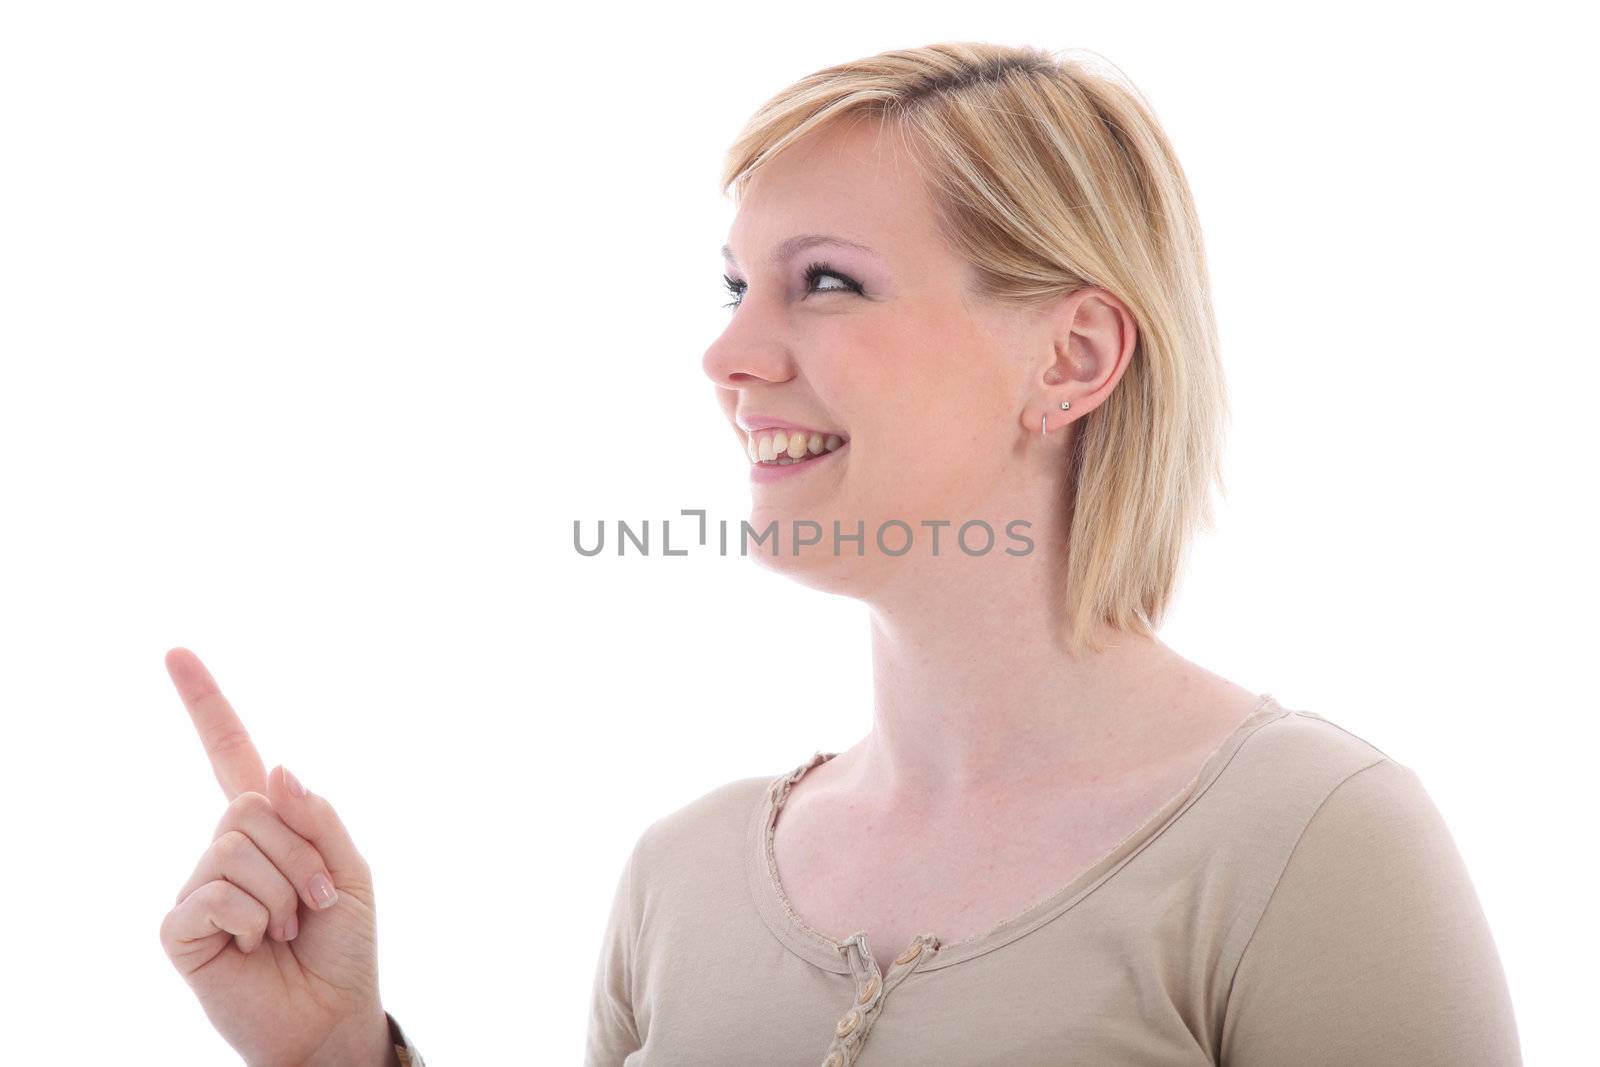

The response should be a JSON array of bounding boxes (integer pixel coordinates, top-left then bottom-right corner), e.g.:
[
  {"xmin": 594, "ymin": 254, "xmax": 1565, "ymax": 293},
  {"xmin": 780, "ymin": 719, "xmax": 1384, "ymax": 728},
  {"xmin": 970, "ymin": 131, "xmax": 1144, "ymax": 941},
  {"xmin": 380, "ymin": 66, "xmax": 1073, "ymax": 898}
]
[{"xmin": 749, "ymin": 443, "xmax": 846, "ymax": 483}]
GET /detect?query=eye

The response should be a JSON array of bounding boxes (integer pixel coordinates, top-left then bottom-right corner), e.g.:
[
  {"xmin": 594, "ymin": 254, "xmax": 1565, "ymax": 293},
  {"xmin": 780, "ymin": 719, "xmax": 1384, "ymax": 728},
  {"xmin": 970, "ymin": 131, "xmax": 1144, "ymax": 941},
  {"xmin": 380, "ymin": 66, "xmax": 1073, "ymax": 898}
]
[
  {"xmin": 720, "ymin": 260, "xmax": 865, "ymax": 310},
  {"xmin": 800, "ymin": 260, "xmax": 864, "ymax": 298}
]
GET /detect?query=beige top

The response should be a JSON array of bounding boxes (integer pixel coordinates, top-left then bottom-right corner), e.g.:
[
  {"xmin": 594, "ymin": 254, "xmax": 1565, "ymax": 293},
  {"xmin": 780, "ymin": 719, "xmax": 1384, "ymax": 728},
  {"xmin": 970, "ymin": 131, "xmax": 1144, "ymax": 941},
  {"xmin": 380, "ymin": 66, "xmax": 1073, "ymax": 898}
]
[{"xmin": 582, "ymin": 694, "xmax": 1521, "ymax": 1066}]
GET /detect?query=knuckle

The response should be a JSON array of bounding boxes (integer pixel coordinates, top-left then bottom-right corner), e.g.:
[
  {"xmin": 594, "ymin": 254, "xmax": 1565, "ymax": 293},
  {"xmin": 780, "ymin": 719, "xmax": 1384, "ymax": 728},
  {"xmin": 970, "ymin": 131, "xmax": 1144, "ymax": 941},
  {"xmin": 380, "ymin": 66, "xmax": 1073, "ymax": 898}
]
[
  {"xmin": 197, "ymin": 878, "xmax": 231, "ymax": 909},
  {"xmin": 214, "ymin": 792, "xmax": 272, "ymax": 839},
  {"xmin": 213, "ymin": 829, "xmax": 251, "ymax": 863},
  {"xmin": 230, "ymin": 791, "xmax": 273, "ymax": 820}
]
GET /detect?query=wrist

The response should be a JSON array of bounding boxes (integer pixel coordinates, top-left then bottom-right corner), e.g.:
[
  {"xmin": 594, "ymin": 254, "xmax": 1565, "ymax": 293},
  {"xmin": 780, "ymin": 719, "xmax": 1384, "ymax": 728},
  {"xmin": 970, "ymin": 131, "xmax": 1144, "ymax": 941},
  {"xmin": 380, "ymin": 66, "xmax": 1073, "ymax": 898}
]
[{"xmin": 303, "ymin": 1008, "xmax": 399, "ymax": 1067}]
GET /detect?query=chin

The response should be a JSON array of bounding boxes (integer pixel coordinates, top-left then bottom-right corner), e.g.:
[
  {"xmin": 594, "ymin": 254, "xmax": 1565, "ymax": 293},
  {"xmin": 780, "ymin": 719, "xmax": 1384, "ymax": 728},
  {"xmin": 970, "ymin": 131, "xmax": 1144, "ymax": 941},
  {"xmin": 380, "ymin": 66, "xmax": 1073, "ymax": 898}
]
[
  {"xmin": 747, "ymin": 542, "xmax": 892, "ymax": 599},
  {"xmin": 739, "ymin": 488, "xmax": 936, "ymax": 599}
]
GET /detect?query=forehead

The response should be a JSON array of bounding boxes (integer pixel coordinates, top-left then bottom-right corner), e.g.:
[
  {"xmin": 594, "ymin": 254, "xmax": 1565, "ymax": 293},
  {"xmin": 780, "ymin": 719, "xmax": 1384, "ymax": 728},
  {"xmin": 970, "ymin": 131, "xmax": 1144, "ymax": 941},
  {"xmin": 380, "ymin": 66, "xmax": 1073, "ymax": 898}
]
[{"xmin": 725, "ymin": 116, "xmax": 937, "ymax": 263}]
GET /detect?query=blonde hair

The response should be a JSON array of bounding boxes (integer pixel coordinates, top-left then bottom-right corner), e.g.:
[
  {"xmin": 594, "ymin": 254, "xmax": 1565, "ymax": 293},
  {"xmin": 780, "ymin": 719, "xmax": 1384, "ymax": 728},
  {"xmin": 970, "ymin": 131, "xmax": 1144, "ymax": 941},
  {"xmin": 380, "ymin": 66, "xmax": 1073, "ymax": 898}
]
[{"xmin": 720, "ymin": 42, "xmax": 1229, "ymax": 656}]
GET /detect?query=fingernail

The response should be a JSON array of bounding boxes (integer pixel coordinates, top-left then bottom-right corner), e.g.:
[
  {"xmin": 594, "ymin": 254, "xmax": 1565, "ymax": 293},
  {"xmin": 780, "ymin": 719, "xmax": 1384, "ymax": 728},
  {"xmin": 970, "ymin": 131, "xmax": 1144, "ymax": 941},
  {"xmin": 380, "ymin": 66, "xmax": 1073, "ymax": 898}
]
[
  {"xmin": 282, "ymin": 766, "xmax": 307, "ymax": 798},
  {"xmin": 309, "ymin": 872, "xmax": 339, "ymax": 909},
  {"xmin": 285, "ymin": 912, "xmax": 299, "ymax": 940}
]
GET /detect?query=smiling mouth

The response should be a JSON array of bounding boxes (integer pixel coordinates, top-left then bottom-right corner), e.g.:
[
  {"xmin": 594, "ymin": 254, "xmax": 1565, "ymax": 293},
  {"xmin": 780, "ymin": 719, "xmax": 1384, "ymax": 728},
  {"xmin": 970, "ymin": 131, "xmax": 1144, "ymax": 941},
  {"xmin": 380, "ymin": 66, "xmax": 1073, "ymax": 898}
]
[{"xmin": 746, "ymin": 428, "xmax": 848, "ymax": 466}]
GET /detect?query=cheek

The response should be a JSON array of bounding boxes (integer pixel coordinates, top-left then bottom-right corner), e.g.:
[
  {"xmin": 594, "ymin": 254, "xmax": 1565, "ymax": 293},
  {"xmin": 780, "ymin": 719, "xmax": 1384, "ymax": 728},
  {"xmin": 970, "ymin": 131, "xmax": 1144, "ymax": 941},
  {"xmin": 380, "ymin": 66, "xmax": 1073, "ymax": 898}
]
[
  {"xmin": 816, "ymin": 314, "xmax": 1011, "ymax": 487},
  {"xmin": 826, "ymin": 311, "xmax": 966, "ymax": 409},
  {"xmin": 894, "ymin": 354, "xmax": 1017, "ymax": 505},
  {"xmin": 811, "ymin": 320, "xmax": 906, "ymax": 395},
  {"xmin": 883, "ymin": 328, "xmax": 1012, "ymax": 440}
]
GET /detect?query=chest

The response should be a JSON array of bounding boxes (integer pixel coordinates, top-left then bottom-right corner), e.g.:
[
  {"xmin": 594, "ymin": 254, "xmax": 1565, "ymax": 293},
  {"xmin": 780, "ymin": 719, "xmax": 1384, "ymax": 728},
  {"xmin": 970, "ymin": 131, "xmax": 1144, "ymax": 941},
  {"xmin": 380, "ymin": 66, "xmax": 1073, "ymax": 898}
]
[
  {"xmin": 635, "ymin": 922, "xmax": 1221, "ymax": 1067},
  {"xmin": 770, "ymin": 773, "xmax": 1192, "ymax": 976}
]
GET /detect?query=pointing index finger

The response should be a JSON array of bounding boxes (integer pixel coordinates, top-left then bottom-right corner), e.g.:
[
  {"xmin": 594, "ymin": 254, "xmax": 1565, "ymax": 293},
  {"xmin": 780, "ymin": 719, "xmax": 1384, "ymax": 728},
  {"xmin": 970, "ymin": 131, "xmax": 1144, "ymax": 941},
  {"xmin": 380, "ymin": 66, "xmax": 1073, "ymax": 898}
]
[{"xmin": 166, "ymin": 647, "xmax": 268, "ymax": 800}]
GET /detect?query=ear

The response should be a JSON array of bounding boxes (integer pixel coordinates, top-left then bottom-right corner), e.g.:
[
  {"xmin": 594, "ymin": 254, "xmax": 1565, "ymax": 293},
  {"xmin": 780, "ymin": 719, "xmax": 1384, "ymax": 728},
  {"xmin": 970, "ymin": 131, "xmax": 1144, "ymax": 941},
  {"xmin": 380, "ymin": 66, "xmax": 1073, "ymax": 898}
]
[{"xmin": 1021, "ymin": 287, "xmax": 1138, "ymax": 436}]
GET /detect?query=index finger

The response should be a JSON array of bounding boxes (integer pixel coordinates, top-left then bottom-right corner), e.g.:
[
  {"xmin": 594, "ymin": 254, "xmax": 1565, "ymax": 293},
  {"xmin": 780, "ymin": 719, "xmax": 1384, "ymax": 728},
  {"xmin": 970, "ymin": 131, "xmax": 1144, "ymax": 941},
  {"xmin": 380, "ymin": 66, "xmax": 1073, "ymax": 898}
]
[{"xmin": 166, "ymin": 647, "xmax": 268, "ymax": 800}]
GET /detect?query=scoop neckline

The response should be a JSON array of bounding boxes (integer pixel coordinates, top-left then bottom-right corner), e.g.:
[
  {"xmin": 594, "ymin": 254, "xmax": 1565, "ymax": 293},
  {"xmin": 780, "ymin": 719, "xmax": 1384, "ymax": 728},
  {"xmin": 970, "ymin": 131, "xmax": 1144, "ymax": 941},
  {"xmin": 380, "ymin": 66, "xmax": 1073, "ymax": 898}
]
[{"xmin": 745, "ymin": 692, "xmax": 1291, "ymax": 975}]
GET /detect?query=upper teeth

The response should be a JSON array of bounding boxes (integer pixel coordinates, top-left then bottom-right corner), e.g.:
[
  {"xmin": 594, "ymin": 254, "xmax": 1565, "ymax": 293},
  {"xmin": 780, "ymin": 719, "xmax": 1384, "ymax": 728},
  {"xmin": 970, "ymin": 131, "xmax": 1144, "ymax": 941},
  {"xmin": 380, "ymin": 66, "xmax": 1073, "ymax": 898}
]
[{"xmin": 746, "ymin": 429, "xmax": 845, "ymax": 464}]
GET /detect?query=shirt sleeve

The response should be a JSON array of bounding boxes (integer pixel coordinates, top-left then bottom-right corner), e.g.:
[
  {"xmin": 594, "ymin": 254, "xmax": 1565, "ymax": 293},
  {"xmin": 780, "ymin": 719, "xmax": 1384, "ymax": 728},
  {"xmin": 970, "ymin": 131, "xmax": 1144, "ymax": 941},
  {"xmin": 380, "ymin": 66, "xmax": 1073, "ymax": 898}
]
[
  {"xmin": 584, "ymin": 839, "xmax": 644, "ymax": 1066},
  {"xmin": 387, "ymin": 1010, "xmax": 425, "ymax": 1066},
  {"xmin": 1221, "ymin": 757, "xmax": 1521, "ymax": 1066}
]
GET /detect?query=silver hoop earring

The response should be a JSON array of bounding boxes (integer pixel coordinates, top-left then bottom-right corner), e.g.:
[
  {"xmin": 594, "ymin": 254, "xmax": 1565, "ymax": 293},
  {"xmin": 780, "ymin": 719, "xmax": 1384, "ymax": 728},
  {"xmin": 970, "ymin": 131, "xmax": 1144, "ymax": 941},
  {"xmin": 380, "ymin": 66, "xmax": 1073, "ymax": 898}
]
[{"xmin": 1041, "ymin": 400, "xmax": 1071, "ymax": 438}]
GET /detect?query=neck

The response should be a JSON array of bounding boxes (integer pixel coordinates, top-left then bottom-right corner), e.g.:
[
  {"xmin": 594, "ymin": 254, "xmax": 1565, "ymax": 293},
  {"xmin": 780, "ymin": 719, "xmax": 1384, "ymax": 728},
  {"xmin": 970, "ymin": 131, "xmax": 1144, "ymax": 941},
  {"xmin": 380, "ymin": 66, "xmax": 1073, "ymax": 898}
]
[{"xmin": 845, "ymin": 537, "xmax": 1200, "ymax": 812}]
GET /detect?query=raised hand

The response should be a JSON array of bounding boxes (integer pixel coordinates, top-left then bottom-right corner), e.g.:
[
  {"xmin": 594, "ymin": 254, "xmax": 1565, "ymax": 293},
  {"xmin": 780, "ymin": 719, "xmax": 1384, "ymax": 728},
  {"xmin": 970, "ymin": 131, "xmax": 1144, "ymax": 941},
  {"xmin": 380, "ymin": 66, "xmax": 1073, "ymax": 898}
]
[{"xmin": 158, "ymin": 647, "xmax": 396, "ymax": 1067}]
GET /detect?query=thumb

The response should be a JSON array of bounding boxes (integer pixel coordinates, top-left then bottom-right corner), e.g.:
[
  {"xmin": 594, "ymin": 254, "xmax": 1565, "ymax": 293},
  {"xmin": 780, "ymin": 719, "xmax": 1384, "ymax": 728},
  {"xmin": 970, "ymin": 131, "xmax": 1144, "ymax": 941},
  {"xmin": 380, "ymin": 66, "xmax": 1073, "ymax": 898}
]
[{"xmin": 266, "ymin": 764, "xmax": 373, "ymax": 890}]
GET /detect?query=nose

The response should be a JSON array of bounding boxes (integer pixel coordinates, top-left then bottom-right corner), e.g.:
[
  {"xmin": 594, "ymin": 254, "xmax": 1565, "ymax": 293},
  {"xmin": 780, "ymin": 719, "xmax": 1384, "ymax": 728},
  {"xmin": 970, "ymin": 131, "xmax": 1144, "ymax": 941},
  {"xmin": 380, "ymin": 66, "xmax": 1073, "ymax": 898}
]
[{"xmin": 701, "ymin": 310, "xmax": 796, "ymax": 391}]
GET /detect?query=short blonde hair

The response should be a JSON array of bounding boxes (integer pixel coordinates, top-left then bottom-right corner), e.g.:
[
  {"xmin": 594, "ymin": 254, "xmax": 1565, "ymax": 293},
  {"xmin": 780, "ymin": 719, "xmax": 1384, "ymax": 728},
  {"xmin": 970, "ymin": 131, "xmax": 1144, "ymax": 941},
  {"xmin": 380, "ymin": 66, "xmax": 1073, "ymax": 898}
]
[{"xmin": 721, "ymin": 42, "xmax": 1229, "ymax": 656}]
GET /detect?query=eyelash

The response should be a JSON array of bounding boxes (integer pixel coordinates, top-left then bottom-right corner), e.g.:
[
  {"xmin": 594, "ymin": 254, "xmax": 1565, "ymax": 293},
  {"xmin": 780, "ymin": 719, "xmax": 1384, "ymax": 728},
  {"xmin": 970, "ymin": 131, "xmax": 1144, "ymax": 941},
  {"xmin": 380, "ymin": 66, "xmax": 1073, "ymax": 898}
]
[{"xmin": 721, "ymin": 260, "xmax": 864, "ymax": 310}]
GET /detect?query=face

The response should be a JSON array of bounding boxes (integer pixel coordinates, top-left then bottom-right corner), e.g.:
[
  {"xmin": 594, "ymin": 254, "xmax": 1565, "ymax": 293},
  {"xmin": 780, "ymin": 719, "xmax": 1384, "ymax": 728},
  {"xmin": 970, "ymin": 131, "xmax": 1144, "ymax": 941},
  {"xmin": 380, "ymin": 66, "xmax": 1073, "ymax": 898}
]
[{"xmin": 702, "ymin": 116, "xmax": 1105, "ymax": 597}]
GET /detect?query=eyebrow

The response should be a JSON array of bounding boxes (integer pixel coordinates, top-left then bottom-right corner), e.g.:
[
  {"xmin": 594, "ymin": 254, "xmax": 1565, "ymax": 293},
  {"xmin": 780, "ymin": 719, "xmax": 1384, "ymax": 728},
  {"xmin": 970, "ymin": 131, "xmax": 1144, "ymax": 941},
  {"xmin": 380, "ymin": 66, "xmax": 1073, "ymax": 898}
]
[{"xmin": 720, "ymin": 233, "xmax": 880, "ymax": 266}]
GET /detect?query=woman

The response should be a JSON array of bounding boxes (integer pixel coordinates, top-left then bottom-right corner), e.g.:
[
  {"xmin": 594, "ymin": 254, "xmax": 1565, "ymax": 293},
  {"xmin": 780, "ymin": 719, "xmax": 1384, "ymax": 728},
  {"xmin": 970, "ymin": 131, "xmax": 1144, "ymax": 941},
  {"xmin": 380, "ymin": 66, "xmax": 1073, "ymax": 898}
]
[
  {"xmin": 159, "ymin": 41, "xmax": 1520, "ymax": 1067},
  {"xmin": 587, "ymin": 41, "xmax": 1520, "ymax": 1066}
]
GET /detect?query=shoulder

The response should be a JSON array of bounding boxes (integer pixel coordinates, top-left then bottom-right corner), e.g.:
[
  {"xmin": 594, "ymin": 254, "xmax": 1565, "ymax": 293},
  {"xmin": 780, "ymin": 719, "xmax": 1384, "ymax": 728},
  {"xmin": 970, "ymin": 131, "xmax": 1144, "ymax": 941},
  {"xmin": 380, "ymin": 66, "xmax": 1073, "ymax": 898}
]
[
  {"xmin": 1218, "ymin": 701, "xmax": 1503, "ymax": 980},
  {"xmin": 624, "ymin": 766, "xmax": 780, "ymax": 884},
  {"xmin": 1234, "ymin": 707, "xmax": 1456, "ymax": 899},
  {"xmin": 1192, "ymin": 701, "xmax": 1452, "ymax": 936},
  {"xmin": 1214, "ymin": 701, "xmax": 1409, "ymax": 833},
  {"xmin": 1239, "ymin": 700, "xmax": 1398, "ymax": 780},
  {"xmin": 1238, "ymin": 704, "xmax": 1466, "ymax": 894},
  {"xmin": 1218, "ymin": 708, "xmax": 1520, "ymax": 1063}
]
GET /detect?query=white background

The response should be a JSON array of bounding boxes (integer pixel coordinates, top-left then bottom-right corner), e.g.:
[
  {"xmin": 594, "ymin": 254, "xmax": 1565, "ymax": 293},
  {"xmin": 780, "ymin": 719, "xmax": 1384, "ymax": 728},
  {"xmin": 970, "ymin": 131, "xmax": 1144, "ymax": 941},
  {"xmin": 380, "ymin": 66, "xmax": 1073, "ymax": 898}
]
[{"xmin": 2, "ymin": 2, "xmax": 1593, "ymax": 1063}]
